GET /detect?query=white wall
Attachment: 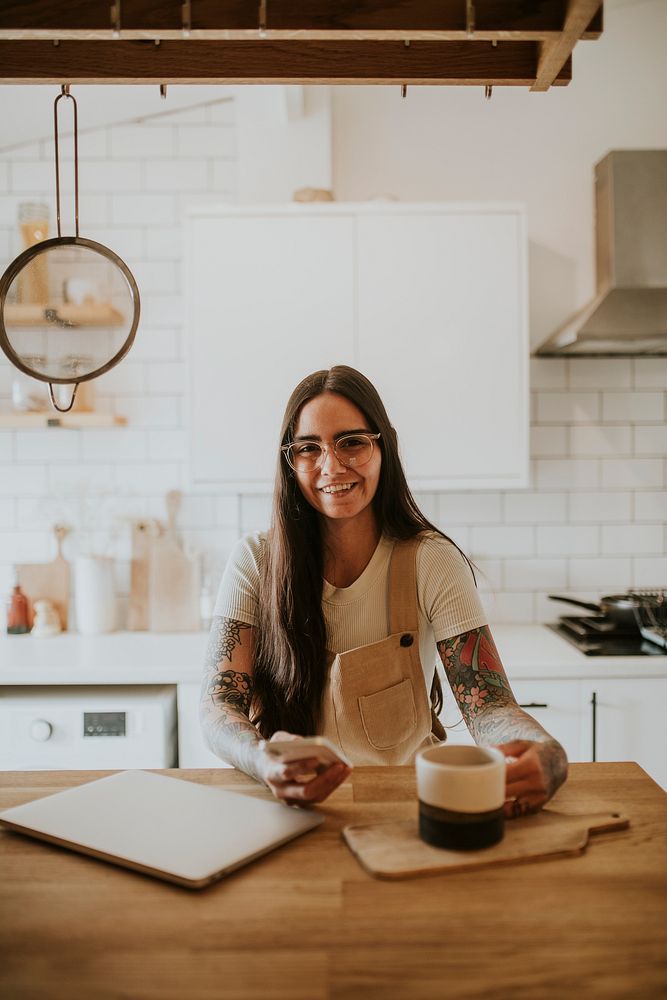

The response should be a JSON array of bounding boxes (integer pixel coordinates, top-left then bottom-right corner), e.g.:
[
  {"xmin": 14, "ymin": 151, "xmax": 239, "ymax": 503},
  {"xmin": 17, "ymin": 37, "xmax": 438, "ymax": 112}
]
[{"xmin": 0, "ymin": 1, "xmax": 665, "ymax": 629}]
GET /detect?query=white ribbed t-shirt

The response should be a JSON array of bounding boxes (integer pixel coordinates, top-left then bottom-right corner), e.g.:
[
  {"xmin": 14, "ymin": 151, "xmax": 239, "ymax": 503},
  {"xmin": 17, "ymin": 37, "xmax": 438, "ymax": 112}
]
[{"xmin": 213, "ymin": 531, "xmax": 488, "ymax": 688}]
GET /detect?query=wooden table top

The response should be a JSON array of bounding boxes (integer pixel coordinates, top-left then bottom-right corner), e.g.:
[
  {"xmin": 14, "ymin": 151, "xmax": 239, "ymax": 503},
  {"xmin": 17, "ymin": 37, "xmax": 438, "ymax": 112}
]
[{"xmin": 1, "ymin": 763, "xmax": 666, "ymax": 1000}]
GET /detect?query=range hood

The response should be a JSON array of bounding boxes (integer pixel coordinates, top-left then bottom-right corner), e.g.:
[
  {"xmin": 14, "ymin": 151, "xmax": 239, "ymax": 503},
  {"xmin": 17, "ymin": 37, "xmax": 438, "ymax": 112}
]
[{"xmin": 536, "ymin": 150, "xmax": 667, "ymax": 357}]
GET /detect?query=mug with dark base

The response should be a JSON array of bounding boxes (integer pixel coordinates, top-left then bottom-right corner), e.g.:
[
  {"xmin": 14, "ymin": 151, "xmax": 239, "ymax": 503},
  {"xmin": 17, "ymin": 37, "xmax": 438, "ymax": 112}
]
[{"xmin": 416, "ymin": 744, "xmax": 506, "ymax": 850}]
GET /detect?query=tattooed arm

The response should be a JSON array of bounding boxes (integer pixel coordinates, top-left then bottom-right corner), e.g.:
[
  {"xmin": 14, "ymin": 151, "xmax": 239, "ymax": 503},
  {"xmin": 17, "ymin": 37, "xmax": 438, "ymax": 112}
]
[
  {"xmin": 199, "ymin": 615, "xmax": 267, "ymax": 783},
  {"xmin": 437, "ymin": 626, "xmax": 568, "ymax": 816},
  {"xmin": 200, "ymin": 615, "xmax": 351, "ymax": 803}
]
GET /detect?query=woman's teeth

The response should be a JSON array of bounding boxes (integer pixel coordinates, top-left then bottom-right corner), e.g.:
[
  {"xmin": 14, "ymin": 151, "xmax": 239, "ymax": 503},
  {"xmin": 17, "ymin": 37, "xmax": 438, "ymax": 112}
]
[{"xmin": 321, "ymin": 483, "xmax": 355, "ymax": 494}]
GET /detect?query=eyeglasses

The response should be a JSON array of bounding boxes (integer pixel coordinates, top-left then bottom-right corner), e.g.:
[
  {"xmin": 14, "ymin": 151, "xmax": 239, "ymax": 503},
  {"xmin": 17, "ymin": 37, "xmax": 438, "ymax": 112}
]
[{"xmin": 282, "ymin": 432, "xmax": 381, "ymax": 473}]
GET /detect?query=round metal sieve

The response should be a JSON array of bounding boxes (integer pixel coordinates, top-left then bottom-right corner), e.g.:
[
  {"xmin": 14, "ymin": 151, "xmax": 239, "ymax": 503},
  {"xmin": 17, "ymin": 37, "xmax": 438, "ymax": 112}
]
[{"xmin": 0, "ymin": 87, "xmax": 140, "ymax": 412}]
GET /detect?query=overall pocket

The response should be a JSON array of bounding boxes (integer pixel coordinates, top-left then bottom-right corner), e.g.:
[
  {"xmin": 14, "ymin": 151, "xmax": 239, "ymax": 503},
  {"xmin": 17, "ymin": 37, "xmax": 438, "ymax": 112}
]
[{"xmin": 358, "ymin": 678, "xmax": 417, "ymax": 750}]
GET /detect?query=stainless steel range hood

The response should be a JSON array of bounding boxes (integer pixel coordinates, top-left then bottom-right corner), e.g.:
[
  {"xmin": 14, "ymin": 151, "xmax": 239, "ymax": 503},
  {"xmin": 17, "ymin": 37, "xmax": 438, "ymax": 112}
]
[{"xmin": 536, "ymin": 150, "xmax": 667, "ymax": 357}]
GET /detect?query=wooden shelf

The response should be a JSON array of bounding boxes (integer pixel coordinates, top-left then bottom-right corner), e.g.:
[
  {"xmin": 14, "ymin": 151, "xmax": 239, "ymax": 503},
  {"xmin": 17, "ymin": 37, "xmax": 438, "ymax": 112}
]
[
  {"xmin": 0, "ymin": 412, "xmax": 127, "ymax": 428},
  {"xmin": 4, "ymin": 302, "xmax": 125, "ymax": 327},
  {"xmin": 0, "ymin": 1, "xmax": 604, "ymax": 91}
]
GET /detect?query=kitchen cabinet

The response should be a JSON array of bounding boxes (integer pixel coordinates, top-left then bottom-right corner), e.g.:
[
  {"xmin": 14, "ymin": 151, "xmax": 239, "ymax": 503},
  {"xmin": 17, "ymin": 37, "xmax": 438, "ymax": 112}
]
[
  {"xmin": 187, "ymin": 210, "xmax": 356, "ymax": 490},
  {"xmin": 581, "ymin": 679, "xmax": 667, "ymax": 791},
  {"xmin": 186, "ymin": 203, "xmax": 529, "ymax": 492},
  {"xmin": 511, "ymin": 679, "xmax": 584, "ymax": 761}
]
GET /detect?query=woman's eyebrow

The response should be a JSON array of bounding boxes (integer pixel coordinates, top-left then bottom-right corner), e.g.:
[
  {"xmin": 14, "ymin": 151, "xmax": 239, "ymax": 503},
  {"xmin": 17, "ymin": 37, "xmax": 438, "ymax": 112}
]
[{"xmin": 292, "ymin": 428, "xmax": 371, "ymax": 442}]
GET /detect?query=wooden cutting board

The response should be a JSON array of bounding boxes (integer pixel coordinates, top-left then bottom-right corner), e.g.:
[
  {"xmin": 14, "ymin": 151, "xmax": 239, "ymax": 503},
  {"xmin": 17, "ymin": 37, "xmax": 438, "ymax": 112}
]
[
  {"xmin": 16, "ymin": 524, "xmax": 70, "ymax": 630},
  {"xmin": 127, "ymin": 520, "xmax": 153, "ymax": 631},
  {"xmin": 343, "ymin": 808, "xmax": 630, "ymax": 880},
  {"xmin": 148, "ymin": 491, "xmax": 200, "ymax": 632}
]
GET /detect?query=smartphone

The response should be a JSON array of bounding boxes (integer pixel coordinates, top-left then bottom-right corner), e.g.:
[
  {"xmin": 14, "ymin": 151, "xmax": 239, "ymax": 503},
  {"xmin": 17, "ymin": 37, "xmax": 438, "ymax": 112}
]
[{"xmin": 259, "ymin": 736, "xmax": 352, "ymax": 770}]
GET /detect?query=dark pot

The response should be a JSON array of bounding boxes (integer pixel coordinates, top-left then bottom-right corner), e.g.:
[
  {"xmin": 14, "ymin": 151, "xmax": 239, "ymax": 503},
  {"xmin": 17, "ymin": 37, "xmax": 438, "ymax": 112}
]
[{"xmin": 548, "ymin": 594, "xmax": 639, "ymax": 632}]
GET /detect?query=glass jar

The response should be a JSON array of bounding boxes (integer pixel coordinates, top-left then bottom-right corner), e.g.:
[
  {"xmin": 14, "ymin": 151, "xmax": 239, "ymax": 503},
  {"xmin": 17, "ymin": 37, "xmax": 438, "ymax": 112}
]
[
  {"xmin": 17, "ymin": 202, "xmax": 50, "ymax": 305},
  {"xmin": 11, "ymin": 359, "xmax": 49, "ymax": 412}
]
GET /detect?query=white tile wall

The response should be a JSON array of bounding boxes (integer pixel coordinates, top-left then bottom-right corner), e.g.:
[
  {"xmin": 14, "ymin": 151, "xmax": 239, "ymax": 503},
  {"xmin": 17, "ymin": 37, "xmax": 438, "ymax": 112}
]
[{"xmin": 0, "ymin": 101, "xmax": 665, "ymax": 624}]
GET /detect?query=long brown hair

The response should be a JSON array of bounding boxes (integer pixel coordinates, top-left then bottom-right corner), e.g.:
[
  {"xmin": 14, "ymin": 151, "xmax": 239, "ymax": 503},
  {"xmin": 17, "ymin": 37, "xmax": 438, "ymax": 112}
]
[{"xmin": 252, "ymin": 365, "xmax": 474, "ymax": 738}]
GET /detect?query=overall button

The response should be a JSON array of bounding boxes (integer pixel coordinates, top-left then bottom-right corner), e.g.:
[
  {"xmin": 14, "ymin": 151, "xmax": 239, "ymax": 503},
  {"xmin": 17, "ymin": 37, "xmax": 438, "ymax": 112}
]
[{"xmin": 400, "ymin": 634, "xmax": 414, "ymax": 647}]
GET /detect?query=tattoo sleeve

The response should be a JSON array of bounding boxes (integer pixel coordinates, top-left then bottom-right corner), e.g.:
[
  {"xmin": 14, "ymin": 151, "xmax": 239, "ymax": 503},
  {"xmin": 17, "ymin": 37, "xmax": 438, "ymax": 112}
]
[
  {"xmin": 437, "ymin": 625, "xmax": 553, "ymax": 744},
  {"xmin": 199, "ymin": 616, "xmax": 264, "ymax": 783}
]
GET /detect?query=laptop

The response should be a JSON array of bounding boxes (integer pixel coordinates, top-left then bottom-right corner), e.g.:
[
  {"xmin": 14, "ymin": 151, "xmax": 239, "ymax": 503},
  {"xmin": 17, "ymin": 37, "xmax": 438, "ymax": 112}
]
[{"xmin": 0, "ymin": 769, "xmax": 324, "ymax": 889}]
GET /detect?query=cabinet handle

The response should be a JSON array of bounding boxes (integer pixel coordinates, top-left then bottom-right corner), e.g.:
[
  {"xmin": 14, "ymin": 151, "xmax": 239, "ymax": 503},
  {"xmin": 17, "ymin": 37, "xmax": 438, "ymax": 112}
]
[
  {"xmin": 519, "ymin": 702, "xmax": 548, "ymax": 709},
  {"xmin": 591, "ymin": 690, "xmax": 597, "ymax": 762}
]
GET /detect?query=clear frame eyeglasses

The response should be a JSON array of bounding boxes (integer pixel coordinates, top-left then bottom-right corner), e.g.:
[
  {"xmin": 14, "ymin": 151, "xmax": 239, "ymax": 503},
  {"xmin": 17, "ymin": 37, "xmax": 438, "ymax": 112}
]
[{"xmin": 282, "ymin": 432, "xmax": 381, "ymax": 473}]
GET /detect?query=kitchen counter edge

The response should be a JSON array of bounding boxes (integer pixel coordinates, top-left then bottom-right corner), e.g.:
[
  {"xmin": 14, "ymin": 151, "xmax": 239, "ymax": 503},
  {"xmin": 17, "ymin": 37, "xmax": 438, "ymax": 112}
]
[{"xmin": 0, "ymin": 625, "xmax": 665, "ymax": 685}]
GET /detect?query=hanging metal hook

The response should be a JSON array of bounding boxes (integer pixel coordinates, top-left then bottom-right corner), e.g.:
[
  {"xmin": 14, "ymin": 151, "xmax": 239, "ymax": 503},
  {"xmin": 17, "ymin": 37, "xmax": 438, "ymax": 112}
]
[
  {"xmin": 111, "ymin": 0, "xmax": 121, "ymax": 38},
  {"xmin": 402, "ymin": 40, "xmax": 410, "ymax": 97},
  {"xmin": 182, "ymin": 0, "xmax": 191, "ymax": 38},
  {"xmin": 160, "ymin": 84, "xmax": 168, "ymax": 98},
  {"xmin": 485, "ymin": 85, "xmax": 493, "ymax": 99},
  {"xmin": 466, "ymin": 0, "xmax": 475, "ymax": 37},
  {"xmin": 53, "ymin": 85, "xmax": 79, "ymax": 239}
]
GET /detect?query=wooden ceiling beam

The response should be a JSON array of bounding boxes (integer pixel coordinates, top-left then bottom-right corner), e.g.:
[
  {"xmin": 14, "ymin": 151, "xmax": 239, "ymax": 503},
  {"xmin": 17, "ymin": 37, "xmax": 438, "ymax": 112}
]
[
  {"xmin": 531, "ymin": 0, "xmax": 602, "ymax": 91},
  {"xmin": 0, "ymin": 0, "xmax": 603, "ymax": 41},
  {"xmin": 0, "ymin": 40, "xmax": 572, "ymax": 86}
]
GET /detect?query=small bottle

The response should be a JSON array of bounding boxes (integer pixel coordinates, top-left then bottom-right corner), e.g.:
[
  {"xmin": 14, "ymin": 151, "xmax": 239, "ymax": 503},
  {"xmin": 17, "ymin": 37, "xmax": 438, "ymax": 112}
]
[{"xmin": 7, "ymin": 582, "xmax": 30, "ymax": 634}]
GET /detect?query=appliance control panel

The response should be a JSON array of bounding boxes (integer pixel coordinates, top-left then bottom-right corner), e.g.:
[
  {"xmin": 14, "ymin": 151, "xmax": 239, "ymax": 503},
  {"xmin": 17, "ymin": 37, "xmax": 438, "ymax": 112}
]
[{"xmin": 83, "ymin": 712, "xmax": 126, "ymax": 738}]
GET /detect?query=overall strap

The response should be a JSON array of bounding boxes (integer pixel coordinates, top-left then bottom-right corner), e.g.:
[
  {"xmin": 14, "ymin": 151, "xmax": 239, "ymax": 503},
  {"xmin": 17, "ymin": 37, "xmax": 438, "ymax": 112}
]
[{"xmin": 388, "ymin": 536, "xmax": 421, "ymax": 635}]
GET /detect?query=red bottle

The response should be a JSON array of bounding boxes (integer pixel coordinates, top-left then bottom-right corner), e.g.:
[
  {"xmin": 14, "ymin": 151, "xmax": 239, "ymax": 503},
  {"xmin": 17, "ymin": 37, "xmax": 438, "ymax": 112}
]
[{"xmin": 7, "ymin": 584, "xmax": 30, "ymax": 634}]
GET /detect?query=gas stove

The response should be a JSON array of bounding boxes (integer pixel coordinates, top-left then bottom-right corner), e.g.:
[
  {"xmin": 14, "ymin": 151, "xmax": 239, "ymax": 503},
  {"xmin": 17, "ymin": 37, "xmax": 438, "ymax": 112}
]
[{"xmin": 547, "ymin": 615, "xmax": 666, "ymax": 656}]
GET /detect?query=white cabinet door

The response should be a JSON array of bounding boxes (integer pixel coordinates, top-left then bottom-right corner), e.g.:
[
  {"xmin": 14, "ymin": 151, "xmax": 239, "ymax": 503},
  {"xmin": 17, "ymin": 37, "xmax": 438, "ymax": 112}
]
[
  {"xmin": 177, "ymin": 683, "xmax": 232, "ymax": 768},
  {"xmin": 581, "ymin": 679, "xmax": 667, "ymax": 791},
  {"xmin": 187, "ymin": 205, "xmax": 528, "ymax": 491},
  {"xmin": 356, "ymin": 209, "xmax": 528, "ymax": 489},
  {"xmin": 187, "ymin": 211, "xmax": 356, "ymax": 490},
  {"xmin": 511, "ymin": 680, "xmax": 584, "ymax": 762}
]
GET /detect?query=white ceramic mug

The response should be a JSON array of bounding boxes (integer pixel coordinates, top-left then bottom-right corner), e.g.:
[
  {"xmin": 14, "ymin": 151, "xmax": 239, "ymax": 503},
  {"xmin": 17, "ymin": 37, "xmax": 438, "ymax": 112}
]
[{"xmin": 415, "ymin": 744, "xmax": 506, "ymax": 850}]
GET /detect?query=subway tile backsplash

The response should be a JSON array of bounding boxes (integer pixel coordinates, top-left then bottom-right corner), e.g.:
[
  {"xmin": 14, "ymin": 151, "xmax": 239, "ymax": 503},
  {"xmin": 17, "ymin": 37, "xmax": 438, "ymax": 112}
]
[{"xmin": 0, "ymin": 99, "xmax": 665, "ymax": 625}]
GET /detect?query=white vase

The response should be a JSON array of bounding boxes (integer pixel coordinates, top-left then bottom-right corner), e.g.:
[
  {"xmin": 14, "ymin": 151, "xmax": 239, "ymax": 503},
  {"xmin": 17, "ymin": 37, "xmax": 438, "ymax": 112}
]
[{"xmin": 75, "ymin": 556, "xmax": 116, "ymax": 635}]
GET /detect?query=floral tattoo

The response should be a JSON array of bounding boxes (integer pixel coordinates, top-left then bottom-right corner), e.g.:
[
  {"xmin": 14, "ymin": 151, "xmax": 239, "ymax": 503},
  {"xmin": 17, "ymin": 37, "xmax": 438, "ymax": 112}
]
[
  {"xmin": 437, "ymin": 626, "xmax": 513, "ymax": 722},
  {"xmin": 207, "ymin": 617, "xmax": 252, "ymax": 665},
  {"xmin": 438, "ymin": 627, "xmax": 568, "ymax": 805}
]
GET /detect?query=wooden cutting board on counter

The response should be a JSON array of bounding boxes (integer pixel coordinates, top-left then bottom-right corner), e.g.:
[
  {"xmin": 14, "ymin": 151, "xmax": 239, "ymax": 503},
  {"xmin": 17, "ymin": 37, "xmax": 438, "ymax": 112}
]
[
  {"xmin": 16, "ymin": 524, "xmax": 70, "ymax": 630},
  {"xmin": 343, "ymin": 808, "xmax": 630, "ymax": 880},
  {"xmin": 127, "ymin": 520, "xmax": 153, "ymax": 631},
  {"xmin": 148, "ymin": 491, "xmax": 200, "ymax": 632}
]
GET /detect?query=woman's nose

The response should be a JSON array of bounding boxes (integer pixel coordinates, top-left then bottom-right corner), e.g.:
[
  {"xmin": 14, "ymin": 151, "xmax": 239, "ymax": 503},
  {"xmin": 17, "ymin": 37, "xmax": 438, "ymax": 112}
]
[{"xmin": 320, "ymin": 445, "xmax": 346, "ymax": 474}]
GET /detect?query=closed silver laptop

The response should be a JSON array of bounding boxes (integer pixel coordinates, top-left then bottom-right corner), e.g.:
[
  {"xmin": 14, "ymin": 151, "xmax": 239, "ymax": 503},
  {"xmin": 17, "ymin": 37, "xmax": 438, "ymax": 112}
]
[{"xmin": 0, "ymin": 769, "xmax": 324, "ymax": 889}]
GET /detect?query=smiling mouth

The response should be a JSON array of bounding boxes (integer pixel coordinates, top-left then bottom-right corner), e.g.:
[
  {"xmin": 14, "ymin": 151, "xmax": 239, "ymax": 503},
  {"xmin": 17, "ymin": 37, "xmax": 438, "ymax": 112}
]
[{"xmin": 319, "ymin": 482, "xmax": 357, "ymax": 495}]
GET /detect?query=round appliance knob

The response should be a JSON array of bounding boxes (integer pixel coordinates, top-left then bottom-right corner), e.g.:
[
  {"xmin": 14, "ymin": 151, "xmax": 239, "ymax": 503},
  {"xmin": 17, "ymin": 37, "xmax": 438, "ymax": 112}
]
[{"xmin": 30, "ymin": 719, "xmax": 53, "ymax": 742}]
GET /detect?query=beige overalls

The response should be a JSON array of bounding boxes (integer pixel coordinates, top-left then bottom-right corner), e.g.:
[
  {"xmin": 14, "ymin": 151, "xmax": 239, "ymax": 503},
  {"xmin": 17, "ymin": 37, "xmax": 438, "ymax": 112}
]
[{"xmin": 318, "ymin": 536, "xmax": 443, "ymax": 766}]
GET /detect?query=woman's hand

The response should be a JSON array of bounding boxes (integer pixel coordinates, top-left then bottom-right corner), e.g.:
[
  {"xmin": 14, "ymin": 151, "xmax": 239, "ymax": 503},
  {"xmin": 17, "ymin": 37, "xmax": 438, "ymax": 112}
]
[
  {"xmin": 258, "ymin": 731, "xmax": 352, "ymax": 806},
  {"xmin": 496, "ymin": 739, "xmax": 568, "ymax": 818}
]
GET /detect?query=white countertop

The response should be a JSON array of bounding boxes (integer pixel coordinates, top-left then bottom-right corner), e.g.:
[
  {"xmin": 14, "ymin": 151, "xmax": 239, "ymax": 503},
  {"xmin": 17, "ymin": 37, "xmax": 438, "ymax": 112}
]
[{"xmin": 1, "ymin": 626, "xmax": 665, "ymax": 685}]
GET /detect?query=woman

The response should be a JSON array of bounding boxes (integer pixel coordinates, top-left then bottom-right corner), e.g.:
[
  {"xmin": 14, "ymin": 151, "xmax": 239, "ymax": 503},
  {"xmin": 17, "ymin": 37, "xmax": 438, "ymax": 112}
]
[{"xmin": 200, "ymin": 365, "xmax": 568, "ymax": 815}]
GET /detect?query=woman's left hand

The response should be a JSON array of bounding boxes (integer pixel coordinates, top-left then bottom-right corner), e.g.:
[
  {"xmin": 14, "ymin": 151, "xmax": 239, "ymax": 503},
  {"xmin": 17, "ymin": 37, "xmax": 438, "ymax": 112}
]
[{"xmin": 496, "ymin": 739, "xmax": 568, "ymax": 818}]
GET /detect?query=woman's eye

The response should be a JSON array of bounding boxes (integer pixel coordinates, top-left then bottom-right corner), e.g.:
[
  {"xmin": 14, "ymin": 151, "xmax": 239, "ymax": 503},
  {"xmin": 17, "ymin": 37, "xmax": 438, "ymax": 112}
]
[
  {"xmin": 339, "ymin": 437, "xmax": 365, "ymax": 449},
  {"xmin": 296, "ymin": 443, "xmax": 320, "ymax": 456}
]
